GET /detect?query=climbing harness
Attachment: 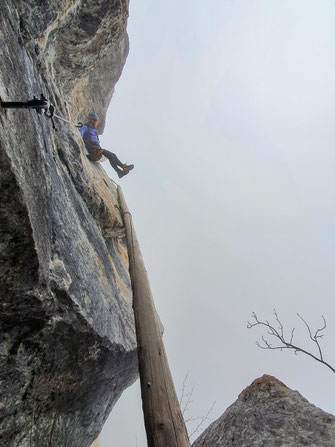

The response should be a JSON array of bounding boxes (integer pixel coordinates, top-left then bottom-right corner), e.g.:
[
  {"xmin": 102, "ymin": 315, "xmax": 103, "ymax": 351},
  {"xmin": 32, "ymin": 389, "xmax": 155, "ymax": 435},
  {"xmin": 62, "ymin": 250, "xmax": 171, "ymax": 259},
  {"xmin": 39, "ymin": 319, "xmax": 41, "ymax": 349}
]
[
  {"xmin": 0, "ymin": 94, "xmax": 83, "ymax": 131},
  {"xmin": 86, "ymin": 151, "xmax": 105, "ymax": 163}
]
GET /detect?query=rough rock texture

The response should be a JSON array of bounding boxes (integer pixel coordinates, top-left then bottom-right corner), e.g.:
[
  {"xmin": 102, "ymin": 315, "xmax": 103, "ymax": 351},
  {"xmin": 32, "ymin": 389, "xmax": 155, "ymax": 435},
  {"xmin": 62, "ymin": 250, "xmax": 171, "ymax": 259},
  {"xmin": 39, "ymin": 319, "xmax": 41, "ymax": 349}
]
[
  {"xmin": 3, "ymin": 0, "xmax": 129, "ymax": 130},
  {"xmin": 0, "ymin": 1, "xmax": 137, "ymax": 447},
  {"xmin": 193, "ymin": 375, "xmax": 335, "ymax": 447}
]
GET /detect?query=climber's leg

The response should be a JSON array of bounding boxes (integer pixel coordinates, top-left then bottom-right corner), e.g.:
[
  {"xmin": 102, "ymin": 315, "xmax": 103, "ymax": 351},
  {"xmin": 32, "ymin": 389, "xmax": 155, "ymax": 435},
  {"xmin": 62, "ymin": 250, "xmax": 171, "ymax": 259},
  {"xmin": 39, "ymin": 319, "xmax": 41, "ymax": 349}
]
[
  {"xmin": 102, "ymin": 150, "xmax": 126, "ymax": 177},
  {"xmin": 102, "ymin": 150, "xmax": 134, "ymax": 178}
]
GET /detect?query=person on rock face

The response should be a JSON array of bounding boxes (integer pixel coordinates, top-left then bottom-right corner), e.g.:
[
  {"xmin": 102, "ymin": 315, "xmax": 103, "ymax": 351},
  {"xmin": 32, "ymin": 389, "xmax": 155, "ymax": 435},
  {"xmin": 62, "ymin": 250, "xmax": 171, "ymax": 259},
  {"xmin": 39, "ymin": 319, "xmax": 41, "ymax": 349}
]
[{"xmin": 79, "ymin": 113, "xmax": 134, "ymax": 178}]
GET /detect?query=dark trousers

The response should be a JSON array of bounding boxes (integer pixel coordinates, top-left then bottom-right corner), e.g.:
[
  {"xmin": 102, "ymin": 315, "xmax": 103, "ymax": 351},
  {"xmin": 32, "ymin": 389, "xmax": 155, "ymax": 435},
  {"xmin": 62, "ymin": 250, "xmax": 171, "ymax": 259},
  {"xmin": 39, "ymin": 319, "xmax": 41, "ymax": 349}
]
[
  {"xmin": 85, "ymin": 141, "xmax": 124, "ymax": 174},
  {"xmin": 102, "ymin": 150, "xmax": 124, "ymax": 175}
]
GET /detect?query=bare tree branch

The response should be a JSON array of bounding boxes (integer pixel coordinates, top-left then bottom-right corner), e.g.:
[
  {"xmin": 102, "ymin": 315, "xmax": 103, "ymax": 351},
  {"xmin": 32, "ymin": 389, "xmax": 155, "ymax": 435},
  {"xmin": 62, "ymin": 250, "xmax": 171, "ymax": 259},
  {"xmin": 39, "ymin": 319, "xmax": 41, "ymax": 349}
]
[
  {"xmin": 247, "ymin": 310, "xmax": 335, "ymax": 374},
  {"xmin": 181, "ymin": 380, "xmax": 195, "ymax": 419},
  {"xmin": 179, "ymin": 374, "xmax": 216, "ymax": 441},
  {"xmin": 179, "ymin": 372, "xmax": 189, "ymax": 409},
  {"xmin": 297, "ymin": 313, "xmax": 325, "ymax": 361},
  {"xmin": 188, "ymin": 401, "xmax": 216, "ymax": 440}
]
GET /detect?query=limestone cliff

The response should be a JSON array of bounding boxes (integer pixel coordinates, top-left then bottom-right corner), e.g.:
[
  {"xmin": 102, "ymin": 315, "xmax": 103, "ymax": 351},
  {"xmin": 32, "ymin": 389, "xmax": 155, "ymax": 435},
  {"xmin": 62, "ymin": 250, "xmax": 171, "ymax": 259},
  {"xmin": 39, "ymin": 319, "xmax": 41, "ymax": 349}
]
[
  {"xmin": 0, "ymin": 1, "xmax": 137, "ymax": 446},
  {"xmin": 193, "ymin": 375, "xmax": 335, "ymax": 447}
]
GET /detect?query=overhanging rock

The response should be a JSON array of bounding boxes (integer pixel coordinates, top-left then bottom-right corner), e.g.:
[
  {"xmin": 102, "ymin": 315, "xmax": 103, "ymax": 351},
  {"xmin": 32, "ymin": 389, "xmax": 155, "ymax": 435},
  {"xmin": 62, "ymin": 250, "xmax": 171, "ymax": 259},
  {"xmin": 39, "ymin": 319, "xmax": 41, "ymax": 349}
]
[{"xmin": 0, "ymin": 1, "xmax": 137, "ymax": 446}]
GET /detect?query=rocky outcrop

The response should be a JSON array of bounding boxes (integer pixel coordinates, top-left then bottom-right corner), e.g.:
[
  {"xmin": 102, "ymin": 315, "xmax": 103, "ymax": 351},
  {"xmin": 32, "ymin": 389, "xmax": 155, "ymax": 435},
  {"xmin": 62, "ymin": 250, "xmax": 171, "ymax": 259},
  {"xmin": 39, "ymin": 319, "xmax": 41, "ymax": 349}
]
[
  {"xmin": 0, "ymin": 1, "xmax": 137, "ymax": 447},
  {"xmin": 9, "ymin": 0, "xmax": 130, "ymax": 130},
  {"xmin": 193, "ymin": 375, "xmax": 335, "ymax": 447}
]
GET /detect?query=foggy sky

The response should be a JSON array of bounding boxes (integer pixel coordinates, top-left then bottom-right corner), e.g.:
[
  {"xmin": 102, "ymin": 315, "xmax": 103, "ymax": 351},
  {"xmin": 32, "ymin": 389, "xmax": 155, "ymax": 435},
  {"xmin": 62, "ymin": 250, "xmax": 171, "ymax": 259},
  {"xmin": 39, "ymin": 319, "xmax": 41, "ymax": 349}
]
[{"xmin": 99, "ymin": 1, "xmax": 335, "ymax": 445}]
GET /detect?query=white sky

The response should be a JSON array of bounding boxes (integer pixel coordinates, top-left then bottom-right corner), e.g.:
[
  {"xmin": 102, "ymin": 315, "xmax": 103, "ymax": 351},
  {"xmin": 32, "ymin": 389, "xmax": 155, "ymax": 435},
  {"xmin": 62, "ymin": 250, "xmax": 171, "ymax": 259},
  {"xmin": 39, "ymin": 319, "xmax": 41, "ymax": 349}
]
[{"xmin": 99, "ymin": 1, "xmax": 335, "ymax": 445}]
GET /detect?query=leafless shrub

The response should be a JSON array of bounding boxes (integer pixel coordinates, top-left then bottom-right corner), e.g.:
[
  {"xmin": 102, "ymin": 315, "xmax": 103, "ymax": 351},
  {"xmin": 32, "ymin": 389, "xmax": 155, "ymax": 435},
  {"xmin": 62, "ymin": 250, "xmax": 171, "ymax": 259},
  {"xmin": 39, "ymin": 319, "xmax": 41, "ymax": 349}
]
[
  {"xmin": 247, "ymin": 310, "xmax": 335, "ymax": 374},
  {"xmin": 179, "ymin": 373, "xmax": 216, "ymax": 440}
]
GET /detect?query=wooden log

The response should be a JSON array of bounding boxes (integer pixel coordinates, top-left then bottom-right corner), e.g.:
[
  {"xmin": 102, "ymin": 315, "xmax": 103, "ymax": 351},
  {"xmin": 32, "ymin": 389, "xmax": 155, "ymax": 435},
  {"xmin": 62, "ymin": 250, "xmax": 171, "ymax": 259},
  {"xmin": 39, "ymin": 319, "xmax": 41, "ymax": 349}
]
[{"xmin": 118, "ymin": 186, "xmax": 190, "ymax": 447}]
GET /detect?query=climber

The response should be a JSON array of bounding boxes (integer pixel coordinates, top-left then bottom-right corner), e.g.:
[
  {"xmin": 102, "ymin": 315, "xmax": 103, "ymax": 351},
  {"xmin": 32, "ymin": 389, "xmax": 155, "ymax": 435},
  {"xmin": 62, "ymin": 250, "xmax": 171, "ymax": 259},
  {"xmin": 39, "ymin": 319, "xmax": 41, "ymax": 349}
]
[{"xmin": 79, "ymin": 113, "xmax": 134, "ymax": 178}]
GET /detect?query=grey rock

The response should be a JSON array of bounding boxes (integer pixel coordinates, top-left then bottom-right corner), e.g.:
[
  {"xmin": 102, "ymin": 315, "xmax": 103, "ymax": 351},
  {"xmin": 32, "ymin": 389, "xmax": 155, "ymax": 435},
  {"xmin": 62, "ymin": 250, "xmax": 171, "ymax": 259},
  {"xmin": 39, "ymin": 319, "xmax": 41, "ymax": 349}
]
[
  {"xmin": 0, "ymin": 1, "xmax": 137, "ymax": 447},
  {"xmin": 193, "ymin": 375, "xmax": 335, "ymax": 447}
]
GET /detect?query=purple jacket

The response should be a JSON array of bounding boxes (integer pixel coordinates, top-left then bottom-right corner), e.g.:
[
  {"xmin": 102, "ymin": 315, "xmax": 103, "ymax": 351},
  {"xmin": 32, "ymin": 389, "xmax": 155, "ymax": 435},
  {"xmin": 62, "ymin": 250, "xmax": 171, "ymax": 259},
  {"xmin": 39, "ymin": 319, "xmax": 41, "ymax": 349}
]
[{"xmin": 79, "ymin": 123, "xmax": 100, "ymax": 149}]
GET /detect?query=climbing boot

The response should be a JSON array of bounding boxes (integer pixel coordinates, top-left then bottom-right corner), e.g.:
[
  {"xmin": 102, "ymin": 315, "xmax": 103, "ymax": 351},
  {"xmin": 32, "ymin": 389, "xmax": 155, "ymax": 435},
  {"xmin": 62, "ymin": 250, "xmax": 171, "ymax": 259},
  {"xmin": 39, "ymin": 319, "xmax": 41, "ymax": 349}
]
[
  {"xmin": 118, "ymin": 170, "xmax": 129, "ymax": 178},
  {"xmin": 123, "ymin": 164, "xmax": 134, "ymax": 172}
]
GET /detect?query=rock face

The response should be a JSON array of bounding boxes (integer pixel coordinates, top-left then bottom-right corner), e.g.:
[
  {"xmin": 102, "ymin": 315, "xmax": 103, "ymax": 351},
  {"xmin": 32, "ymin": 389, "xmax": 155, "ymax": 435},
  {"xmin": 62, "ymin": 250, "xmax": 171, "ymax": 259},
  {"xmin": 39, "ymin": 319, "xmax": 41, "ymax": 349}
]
[
  {"xmin": 0, "ymin": 1, "xmax": 137, "ymax": 447},
  {"xmin": 193, "ymin": 375, "xmax": 335, "ymax": 447}
]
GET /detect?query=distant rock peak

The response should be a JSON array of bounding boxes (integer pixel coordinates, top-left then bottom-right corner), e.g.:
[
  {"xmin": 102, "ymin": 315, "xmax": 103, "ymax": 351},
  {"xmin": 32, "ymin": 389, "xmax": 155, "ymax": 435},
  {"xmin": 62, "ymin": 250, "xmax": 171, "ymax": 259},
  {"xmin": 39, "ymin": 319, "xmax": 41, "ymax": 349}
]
[
  {"xmin": 238, "ymin": 374, "xmax": 289, "ymax": 400},
  {"xmin": 193, "ymin": 375, "xmax": 335, "ymax": 447}
]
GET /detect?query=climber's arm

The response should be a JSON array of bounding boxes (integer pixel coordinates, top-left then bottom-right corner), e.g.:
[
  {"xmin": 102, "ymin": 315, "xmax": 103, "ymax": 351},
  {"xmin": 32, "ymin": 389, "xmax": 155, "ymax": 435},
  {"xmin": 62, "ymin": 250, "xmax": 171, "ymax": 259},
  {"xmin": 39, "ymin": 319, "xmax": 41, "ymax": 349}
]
[{"xmin": 79, "ymin": 124, "xmax": 88, "ymax": 138}]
